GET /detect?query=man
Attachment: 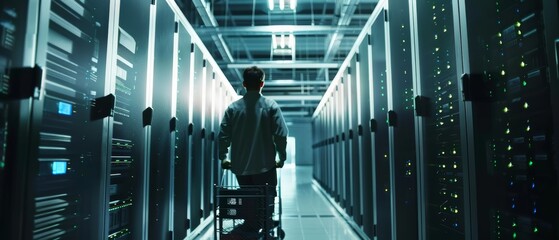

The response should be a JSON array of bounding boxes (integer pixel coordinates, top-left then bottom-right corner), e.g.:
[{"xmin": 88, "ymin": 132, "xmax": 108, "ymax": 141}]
[{"xmin": 218, "ymin": 66, "xmax": 288, "ymax": 234}]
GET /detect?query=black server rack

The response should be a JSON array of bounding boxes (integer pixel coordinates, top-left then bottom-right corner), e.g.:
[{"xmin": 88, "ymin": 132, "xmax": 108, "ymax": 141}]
[
  {"xmin": 202, "ymin": 66, "xmax": 215, "ymax": 220},
  {"xmin": 107, "ymin": 1, "xmax": 151, "ymax": 239},
  {"xmin": 32, "ymin": 0, "xmax": 112, "ymax": 239},
  {"xmin": 148, "ymin": 0, "xmax": 174, "ymax": 239},
  {"xmin": 329, "ymin": 94, "xmax": 336, "ymax": 198},
  {"xmin": 414, "ymin": 1, "xmax": 469, "ymax": 239},
  {"xmin": 369, "ymin": 8, "xmax": 393, "ymax": 240},
  {"xmin": 328, "ymin": 97, "xmax": 334, "ymax": 196},
  {"xmin": 358, "ymin": 36, "xmax": 375, "ymax": 238},
  {"xmin": 337, "ymin": 71, "xmax": 351, "ymax": 210},
  {"xmin": 348, "ymin": 57, "xmax": 362, "ymax": 223},
  {"xmin": 386, "ymin": 0, "xmax": 419, "ymax": 239},
  {"xmin": 200, "ymin": 63, "xmax": 212, "ymax": 220},
  {"xmin": 320, "ymin": 98, "xmax": 329, "ymax": 193},
  {"xmin": 334, "ymin": 86, "xmax": 342, "ymax": 204},
  {"xmin": 0, "ymin": 1, "xmax": 39, "ymax": 239},
  {"xmin": 342, "ymin": 67, "xmax": 354, "ymax": 216},
  {"xmin": 188, "ymin": 45, "xmax": 205, "ymax": 230},
  {"xmin": 173, "ymin": 23, "xmax": 191, "ymax": 240},
  {"xmin": 462, "ymin": 0, "xmax": 559, "ymax": 239}
]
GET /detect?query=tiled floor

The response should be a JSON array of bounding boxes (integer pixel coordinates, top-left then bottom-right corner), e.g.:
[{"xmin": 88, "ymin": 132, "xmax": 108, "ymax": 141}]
[{"xmin": 194, "ymin": 165, "xmax": 362, "ymax": 240}]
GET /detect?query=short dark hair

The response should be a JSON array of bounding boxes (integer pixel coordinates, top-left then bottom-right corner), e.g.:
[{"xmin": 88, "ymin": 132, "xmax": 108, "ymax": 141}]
[{"xmin": 243, "ymin": 66, "xmax": 264, "ymax": 90}]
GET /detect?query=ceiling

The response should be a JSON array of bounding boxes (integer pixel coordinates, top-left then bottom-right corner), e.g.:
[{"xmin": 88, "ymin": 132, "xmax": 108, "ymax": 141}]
[{"xmin": 176, "ymin": 0, "xmax": 377, "ymax": 123}]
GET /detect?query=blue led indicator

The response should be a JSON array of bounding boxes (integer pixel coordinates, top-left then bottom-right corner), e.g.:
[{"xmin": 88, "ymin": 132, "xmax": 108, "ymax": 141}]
[
  {"xmin": 57, "ymin": 102, "xmax": 72, "ymax": 116},
  {"xmin": 531, "ymin": 183, "xmax": 536, "ymax": 189},
  {"xmin": 52, "ymin": 162, "xmax": 67, "ymax": 175},
  {"xmin": 533, "ymin": 208, "xmax": 537, "ymax": 214},
  {"xmin": 512, "ymin": 204, "xmax": 516, "ymax": 209}
]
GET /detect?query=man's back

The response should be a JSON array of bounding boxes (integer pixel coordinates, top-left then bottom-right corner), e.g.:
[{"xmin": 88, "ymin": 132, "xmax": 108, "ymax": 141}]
[{"xmin": 219, "ymin": 91, "xmax": 288, "ymax": 175}]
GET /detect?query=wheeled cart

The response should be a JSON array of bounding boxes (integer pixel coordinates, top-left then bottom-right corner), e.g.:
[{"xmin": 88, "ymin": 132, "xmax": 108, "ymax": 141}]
[{"xmin": 214, "ymin": 170, "xmax": 285, "ymax": 240}]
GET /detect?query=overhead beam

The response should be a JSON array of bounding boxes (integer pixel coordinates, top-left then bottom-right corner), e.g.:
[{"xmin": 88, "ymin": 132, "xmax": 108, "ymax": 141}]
[
  {"xmin": 263, "ymin": 81, "xmax": 331, "ymax": 86},
  {"xmin": 275, "ymin": 103, "xmax": 318, "ymax": 108},
  {"xmin": 266, "ymin": 95, "xmax": 323, "ymax": 101},
  {"xmin": 194, "ymin": 25, "xmax": 362, "ymax": 36},
  {"xmin": 282, "ymin": 111, "xmax": 312, "ymax": 116},
  {"xmin": 214, "ymin": 14, "xmax": 371, "ymax": 21},
  {"xmin": 228, "ymin": 62, "xmax": 340, "ymax": 69}
]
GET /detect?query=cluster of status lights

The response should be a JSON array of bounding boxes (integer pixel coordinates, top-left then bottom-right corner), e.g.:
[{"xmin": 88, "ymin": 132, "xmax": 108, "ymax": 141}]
[{"xmin": 268, "ymin": 0, "xmax": 297, "ymax": 11}]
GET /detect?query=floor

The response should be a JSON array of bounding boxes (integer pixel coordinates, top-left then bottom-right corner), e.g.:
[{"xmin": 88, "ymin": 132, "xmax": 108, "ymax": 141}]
[{"xmin": 194, "ymin": 165, "xmax": 363, "ymax": 240}]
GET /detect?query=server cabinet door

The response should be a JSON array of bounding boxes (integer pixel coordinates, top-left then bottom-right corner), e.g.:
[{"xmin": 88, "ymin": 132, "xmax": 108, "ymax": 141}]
[
  {"xmin": 106, "ymin": 0, "xmax": 151, "ymax": 239},
  {"xmin": 386, "ymin": 0, "xmax": 419, "ymax": 239},
  {"xmin": 334, "ymin": 89, "xmax": 343, "ymax": 202},
  {"xmin": 369, "ymin": 8, "xmax": 393, "ymax": 240},
  {"xmin": 188, "ymin": 45, "xmax": 204, "ymax": 230},
  {"xmin": 202, "ymin": 65, "xmax": 214, "ymax": 219},
  {"xmin": 341, "ymin": 70, "xmax": 352, "ymax": 214},
  {"xmin": 208, "ymin": 71, "xmax": 219, "ymax": 217},
  {"xmin": 336, "ymin": 81, "xmax": 346, "ymax": 207},
  {"xmin": 413, "ymin": 0, "xmax": 469, "ymax": 239},
  {"xmin": 202, "ymin": 65, "xmax": 217, "ymax": 218},
  {"xmin": 32, "ymin": 0, "xmax": 111, "ymax": 239},
  {"xmin": 358, "ymin": 36, "xmax": 375, "ymax": 238},
  {"xmin": 0, "ymin": 0, "xmax": 39, "ymax": 239},
  {"xmin": 461, "ymin": 0, "xmax": 559, "ymax": 239},
  {"xmin": 149, "ymin": 1, "xmax": 175, "ymax": 239},
  {"xmin": 348, "ymin": 56, "xmax": 361, "ymax": 225},
  {"xmin": 173, "ymin": 22, "xmax": 191, "ymax": 239},
  {"xmin": 343, "ymin": 66, "xmax": 356, "ymax": 217}
]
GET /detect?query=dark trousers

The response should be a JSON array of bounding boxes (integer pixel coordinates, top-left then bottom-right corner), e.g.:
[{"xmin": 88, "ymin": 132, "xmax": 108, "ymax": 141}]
[{"xmin": 235, "ymin": 168, "xmax": 277, "ymax": 231}]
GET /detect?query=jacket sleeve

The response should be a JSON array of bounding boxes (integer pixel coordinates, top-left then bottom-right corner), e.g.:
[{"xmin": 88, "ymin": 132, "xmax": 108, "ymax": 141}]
[
  {"xmin": 218, "ymin": 108, "xmax": 232, "ymax": 160},
  {"xmin": 271, "ymin": 103, "xmax": 289, "ymax": 161}
]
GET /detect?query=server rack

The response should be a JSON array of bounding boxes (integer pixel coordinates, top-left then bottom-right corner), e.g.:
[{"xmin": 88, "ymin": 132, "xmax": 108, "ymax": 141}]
[
  {"xmin": 348, "ymin": 57, "xmax": 361, "ymax": 223},
  {"xmin": 201, "ymin": 63, "xmax": 213, "ymax": 220},
  {"xmin": 31, "ymin": 0, "xmax": 112, "ymax": 239},
  {"xmin": 386, "ymin": 0, "xmax": 419, "ymax": 239},
  {"xmin": 188, "ymin": 45, "xmax": 205, "ymax": 231},
  {"xmin": 412, "ymin": 1, "xmax": 471, "ymax": 239},
  {"xmin": 148, "ymin": 0, "xmax": 175, "ymax": 239},
  {"xmin": 369, "ymin": 6, "xmax": 393, "ymax": 239},
  {"xmin": 459, "ymin": 0, "xmax": 559, "ymax": 239},
  {"xmin": 173, "ymin": 21, "xmax": 192, "ymax": 240},
  {"xmin": 358, "ymin": 35, "xmax": 375, "ymax": 238},
  {"xmin": 0, "ymin": 0, "xmax": 40, "ymax": 239},
  {"xmin": 106, "ymin": 0, "xmax": 151, "ymax": 239},
  {"xmin": 202, "ymin": 67, "xmax": 215, "ymax": 220}
]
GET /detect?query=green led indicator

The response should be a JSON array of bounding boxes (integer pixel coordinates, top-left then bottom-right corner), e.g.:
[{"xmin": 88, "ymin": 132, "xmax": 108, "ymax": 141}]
[
  {"xmin": 524, "ymin": 102, "xmax": 529, "ymax": 109},
  {"xmin": 529, "ymin": 161, "xmax": 534, "ymax": 167},
  {"xmin": 507, "ymin": 145, "xmax": 513, "ymax": 151},
  {"xmin": 508, "ymin": 162, "xmax": 513, "ymax": 168},
  {"xmin": 512, "ymin": 222, "xmax": 517, "ymax": 227},
  {"xmin": 522, "ymin": 81, "xmax": 527, "ymax": 86},
  {"xmin": 526, "ymin": 126, "xmax": 531, "ymax": 132},
  {"xmin": 503, "ymin": 107, "xmax": 509, "ymax": 113},
  {"xmin": 506, "ymin": 128, "xmax": 511, "ymax": 134},
  {"xmin": 0, "ymin": 161, "xmax": 4, "ymax": 169},
  {"xmin": 513, "ymin": 232, "xmax": 517, "ymax": 239},
  {"xmin": 520, "ymin": 61, "xmax": 526, "ymax": 67},
  {"xmin": 534, "ymin": 227, "xmax": 539, "ymax": 233}
]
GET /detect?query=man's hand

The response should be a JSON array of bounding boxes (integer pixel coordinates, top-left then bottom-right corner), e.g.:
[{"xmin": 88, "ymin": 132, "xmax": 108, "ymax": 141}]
[
  {"xmin": 276, "ymin": 160, "xmax": 285, "ymax": 168},
  {"xmin": 221, "ymin": 159, "xmax": 231, "ymax": 169}
]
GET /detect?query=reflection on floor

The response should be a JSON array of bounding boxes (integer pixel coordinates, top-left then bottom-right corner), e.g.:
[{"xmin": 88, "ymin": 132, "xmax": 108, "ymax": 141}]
[{"xmin": 194, "ymin": 165, "xmax": 362, "ymax": 240}]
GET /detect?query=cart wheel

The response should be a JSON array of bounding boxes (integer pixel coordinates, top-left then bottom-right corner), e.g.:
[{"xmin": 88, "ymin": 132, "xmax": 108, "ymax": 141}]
[{"xmin": 278, "ymin": 228, "xmax": 285, "ymax": 239}]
